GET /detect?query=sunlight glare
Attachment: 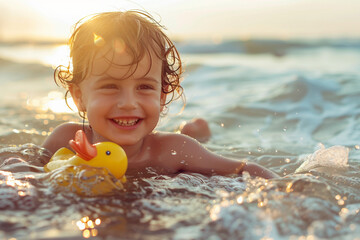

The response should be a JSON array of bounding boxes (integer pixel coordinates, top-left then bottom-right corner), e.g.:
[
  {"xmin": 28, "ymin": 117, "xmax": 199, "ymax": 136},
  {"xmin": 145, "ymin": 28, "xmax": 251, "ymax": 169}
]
[
  {"xmin": 94, "ymin": 33, "xmax": 106, "ymax": 47},
  {"xmin": 45, "ymin": 45, "xmax": 70, "ymax": 68},
  {"xmin": 76, "ymin": 216, "xmax": 101, "ymax": 238},
  {"xmin": 26, "ymin": 91, "xmax": 77, "ymax": 114},
  {"xmin": 0, "ymin": 171, "xmax": 31, "ymax": 192},
  {"xmin": 45, "ymin": 91, "xmax": 76, "ymax": 113},
  {"xmin": 113, "ymin": 38, "xmax": 126, "ymax": 54},
  {"xmin": 47, "ymin": 98, "xmax": 76, "ymax": 114}
]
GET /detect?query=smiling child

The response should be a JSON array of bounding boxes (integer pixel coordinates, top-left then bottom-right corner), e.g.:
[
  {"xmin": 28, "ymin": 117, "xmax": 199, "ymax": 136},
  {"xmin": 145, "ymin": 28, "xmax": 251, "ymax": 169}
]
[{"xmin": 42, "ymin": 10, "xmax": 278, "ymax": 179}]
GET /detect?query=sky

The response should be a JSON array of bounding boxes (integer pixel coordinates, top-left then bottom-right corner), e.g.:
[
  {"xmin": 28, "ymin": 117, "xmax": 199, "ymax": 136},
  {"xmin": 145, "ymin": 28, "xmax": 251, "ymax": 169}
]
[{"xmin": 0, "ymin": 0, "xmax": 359, "ymax": 41}]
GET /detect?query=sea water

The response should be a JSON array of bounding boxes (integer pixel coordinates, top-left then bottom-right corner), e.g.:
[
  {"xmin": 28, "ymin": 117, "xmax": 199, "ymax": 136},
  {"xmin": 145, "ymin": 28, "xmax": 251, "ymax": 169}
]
[{"xmin": 0, "ymin": 39, "xmax": 359, "ymax": 239}]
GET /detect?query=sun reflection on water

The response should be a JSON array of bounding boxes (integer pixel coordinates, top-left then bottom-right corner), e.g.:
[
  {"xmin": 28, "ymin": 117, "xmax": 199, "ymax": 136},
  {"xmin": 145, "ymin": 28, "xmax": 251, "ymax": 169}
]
[
  {"xmin": 45, "ymin": 44, "xmax": 70, "ymax": 68},
  {"xmin": 76, "ymin": 216, "xmax": 102, "ymax": 238},
  {"xmin": 0, "ymin": 171, "xmax": 33, "ymax": 197},
  {"xmin": 47, "ymin": 97, "xmax": 76, "ymax": 113},
  {"xmin": 26, "ymin": 91, "xmax": 77, "ymax": 114},
  {"xmin": 2, "ymin": 171, "xmax": 24, "ymax": 188}
]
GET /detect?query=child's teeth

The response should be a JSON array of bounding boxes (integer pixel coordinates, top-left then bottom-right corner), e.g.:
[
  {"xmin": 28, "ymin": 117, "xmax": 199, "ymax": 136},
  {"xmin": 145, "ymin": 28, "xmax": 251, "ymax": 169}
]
[{"xmin": 114, "ymin": 119, "xmax": 138, "ymax": 126}]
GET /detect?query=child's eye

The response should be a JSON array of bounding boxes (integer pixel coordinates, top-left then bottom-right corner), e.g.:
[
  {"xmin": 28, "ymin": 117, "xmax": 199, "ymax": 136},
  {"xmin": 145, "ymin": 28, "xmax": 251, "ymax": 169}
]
[
  {"xmin": 138, "ymin": 84, "xmax": 154, "ymax": 90},
  {"xmin": 101, "ymin": 84, "xmax": 118, "ymax": 89}
]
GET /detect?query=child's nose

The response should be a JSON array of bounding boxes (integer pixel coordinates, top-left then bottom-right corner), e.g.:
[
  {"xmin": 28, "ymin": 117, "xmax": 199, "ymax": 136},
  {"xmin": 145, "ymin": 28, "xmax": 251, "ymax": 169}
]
[{"xmin": 117, "ymin": 91, "xmax": 137, "ymax": 109}]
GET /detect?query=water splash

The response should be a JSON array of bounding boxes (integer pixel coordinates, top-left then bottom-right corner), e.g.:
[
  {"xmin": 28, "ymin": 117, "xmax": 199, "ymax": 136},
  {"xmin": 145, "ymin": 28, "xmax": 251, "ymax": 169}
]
[
  {"xmin": 43, "ymin": 165, "xmax": 126, "ymax": 197},
  {"xmin": 295, "ymin": 143, "xmax": 349, "ymax": 173},
  {"xmin": 0, "ymin": 170, "xmax": 39, "ymax": 210}
]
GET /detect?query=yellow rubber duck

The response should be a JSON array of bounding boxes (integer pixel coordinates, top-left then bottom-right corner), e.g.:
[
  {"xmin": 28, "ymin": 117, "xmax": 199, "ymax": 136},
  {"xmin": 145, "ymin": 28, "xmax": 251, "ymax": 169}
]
[{"xmin": 44, "ymin": 130, "xmax": 127, "ymax": 183}]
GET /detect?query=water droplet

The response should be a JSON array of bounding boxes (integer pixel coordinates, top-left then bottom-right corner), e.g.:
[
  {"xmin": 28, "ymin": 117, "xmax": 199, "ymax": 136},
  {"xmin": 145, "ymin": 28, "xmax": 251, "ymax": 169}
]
[
  {"xmin": 237, "ymin": 196, "xmax": 244, "ymax": 204},
  {"xmin": 12, "ymin": 129, "xmax": 20, "ymax": 134},
  {"xmin": 180, "ymin": 160, "xmax": 185, "ymax": 164},
  {"xmin": 171, "ymin": 150, "xmax": 177, "ymax": 156}
]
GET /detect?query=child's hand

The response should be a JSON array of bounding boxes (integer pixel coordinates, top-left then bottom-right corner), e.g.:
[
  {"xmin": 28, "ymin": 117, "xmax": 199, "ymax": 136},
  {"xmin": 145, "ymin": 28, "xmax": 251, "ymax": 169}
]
[
  {"xmin": 180, "ymin": 118, "xmax": 211, "ymax": 143},
  {"xmin": 243, "ymin": 162, "xmax": 279, "ymax": 179}
]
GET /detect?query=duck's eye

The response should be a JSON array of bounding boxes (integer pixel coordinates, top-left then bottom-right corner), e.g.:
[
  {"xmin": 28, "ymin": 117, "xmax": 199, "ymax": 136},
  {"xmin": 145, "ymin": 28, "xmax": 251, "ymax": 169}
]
[{"xmin": 106, "ymin": 151, "xmax": 111, "ymax": 155}]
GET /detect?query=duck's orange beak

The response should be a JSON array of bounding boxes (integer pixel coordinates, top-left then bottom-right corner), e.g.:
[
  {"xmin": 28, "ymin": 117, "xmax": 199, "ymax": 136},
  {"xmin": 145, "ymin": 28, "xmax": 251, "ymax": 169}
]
[{"xmin": 69, "ymin": 130, "xmax": 97, "ymax": 161}]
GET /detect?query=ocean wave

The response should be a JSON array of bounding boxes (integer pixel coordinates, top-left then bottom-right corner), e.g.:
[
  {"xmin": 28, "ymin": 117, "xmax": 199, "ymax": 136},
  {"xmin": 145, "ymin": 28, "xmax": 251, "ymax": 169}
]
[
  {"xmin": 222, "ymin": 74, "xmax": 360, "ymax": 149},
  {"xmin": 1, "ymin": 38, "xmax": 359, "ymax": 57},
  {"xmin": 176, "ymin": 38, "xmax": 360, "ymax": 55},
  {"xmin": 0, "ymin": 57, "xmax": 52, "ymax": 81}
]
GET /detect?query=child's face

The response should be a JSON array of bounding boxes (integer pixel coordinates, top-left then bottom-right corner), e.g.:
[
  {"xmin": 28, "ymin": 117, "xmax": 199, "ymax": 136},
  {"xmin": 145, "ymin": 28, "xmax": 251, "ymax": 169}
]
[{"xmin": 70, "ymin": 47, "xmax": 165, "ymax": 146}]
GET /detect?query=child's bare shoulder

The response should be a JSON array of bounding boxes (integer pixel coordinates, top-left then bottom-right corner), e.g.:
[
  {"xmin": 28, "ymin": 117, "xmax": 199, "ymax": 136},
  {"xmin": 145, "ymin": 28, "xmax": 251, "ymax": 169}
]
[
  {"xmin": 144, "ymin": 132, "xmax": 205, "ymax": 171},
  {"xmin": 54, "ymin": 122, "xmax": 83, "ymax": 131},
  {"xmin": 42, "ymin": 122, "xmax": 83, "ymax": 154},
  {"xmin": 149, "ymin": 131, "xmax": 206, "ymax": 156},
  {"xmin": 151, "ymin": 131, "xmax": 198, "ymax": 144}
]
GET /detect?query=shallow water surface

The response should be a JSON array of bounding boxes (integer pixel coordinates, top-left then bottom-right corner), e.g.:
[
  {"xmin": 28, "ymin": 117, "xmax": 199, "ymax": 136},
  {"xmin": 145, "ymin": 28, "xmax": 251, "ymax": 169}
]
[{"xmin": 0, "ymin": 39, "xmax": 360, "ymax": 239}]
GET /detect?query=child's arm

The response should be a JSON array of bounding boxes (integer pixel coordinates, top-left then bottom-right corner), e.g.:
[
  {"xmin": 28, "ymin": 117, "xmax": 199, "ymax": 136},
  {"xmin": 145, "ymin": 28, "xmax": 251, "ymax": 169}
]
[
  {"xmin": 154, "ymin": 133, "xmax": 279, "ymax": 179},
  {"xmin": 241, "ymin": 162, "xmax": 279, "ymax": 179}
]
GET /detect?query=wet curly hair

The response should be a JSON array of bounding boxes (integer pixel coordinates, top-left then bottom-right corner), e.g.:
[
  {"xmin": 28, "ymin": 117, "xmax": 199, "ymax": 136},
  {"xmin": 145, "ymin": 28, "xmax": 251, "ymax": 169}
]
[{"xmin": 54, "ymin": 10, "xmax": 184, "ymax": 117}]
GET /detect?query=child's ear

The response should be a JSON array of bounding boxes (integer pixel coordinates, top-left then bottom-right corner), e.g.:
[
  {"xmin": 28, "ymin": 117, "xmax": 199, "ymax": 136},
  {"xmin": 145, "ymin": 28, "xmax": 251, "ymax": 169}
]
[{"xmin": 69, "ymin": 84, "xmax": 85, "ymax": 112}]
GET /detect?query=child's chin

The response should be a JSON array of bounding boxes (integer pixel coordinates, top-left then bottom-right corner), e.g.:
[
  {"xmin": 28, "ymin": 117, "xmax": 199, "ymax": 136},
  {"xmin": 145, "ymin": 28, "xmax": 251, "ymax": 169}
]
[{"xmin": 113, "ymin": 137, "xmax": 142, "ymax": 146}]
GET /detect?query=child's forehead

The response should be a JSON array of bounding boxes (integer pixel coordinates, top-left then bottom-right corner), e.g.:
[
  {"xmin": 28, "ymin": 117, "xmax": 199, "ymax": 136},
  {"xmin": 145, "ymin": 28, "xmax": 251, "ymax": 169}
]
[{"xmin": 90, "ymin": 46, "xmax": 162, "ymax": 79}]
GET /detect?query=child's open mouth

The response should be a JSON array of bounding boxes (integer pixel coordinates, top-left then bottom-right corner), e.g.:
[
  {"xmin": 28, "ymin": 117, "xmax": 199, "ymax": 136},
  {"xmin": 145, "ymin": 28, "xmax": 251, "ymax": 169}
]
[{"xmin": 112, "ymin": 118, "xmax": 140, "ymax": 127}]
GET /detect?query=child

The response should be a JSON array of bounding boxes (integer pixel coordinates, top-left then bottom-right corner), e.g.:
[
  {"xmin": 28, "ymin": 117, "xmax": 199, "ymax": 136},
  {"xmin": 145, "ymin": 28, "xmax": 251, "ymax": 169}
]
[{"xmin": 42, "ymin": 10, "xmax": 278, "ymax": 179}]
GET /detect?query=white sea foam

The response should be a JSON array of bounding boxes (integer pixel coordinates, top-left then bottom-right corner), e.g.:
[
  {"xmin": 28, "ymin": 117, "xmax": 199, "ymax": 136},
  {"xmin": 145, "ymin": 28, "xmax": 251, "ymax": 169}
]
[{"xmin": 295, "ymin": 143, "xmax": 349, "ymax": 173}]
